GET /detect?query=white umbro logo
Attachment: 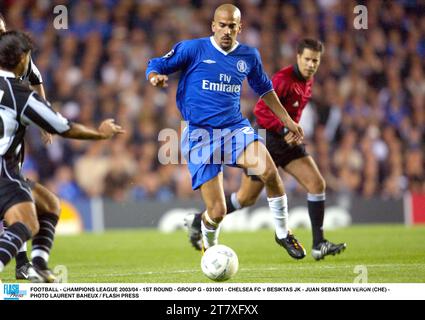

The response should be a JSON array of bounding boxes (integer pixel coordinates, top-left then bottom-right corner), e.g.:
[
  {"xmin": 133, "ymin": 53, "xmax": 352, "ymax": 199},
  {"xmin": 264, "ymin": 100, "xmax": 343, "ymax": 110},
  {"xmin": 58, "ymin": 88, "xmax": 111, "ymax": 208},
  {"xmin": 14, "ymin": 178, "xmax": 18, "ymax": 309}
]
[
  {"xmin": 203, "ymin": 59, "xmax": 216, "ymax": 64},
  {"xmin": 293, "ymin": 101, "xmax": 299, "ymax": 107}
]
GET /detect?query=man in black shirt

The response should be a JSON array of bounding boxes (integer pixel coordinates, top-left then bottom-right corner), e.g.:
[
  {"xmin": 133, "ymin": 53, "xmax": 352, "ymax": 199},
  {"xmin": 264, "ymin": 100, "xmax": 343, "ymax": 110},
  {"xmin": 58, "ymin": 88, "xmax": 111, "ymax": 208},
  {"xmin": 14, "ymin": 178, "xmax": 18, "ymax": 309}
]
[
  {"xmin": 0, "ymin": 30, "xmax": 124, "ymax": 282},
  {"xmin": 0, "ymin": 12, "xmax": 63, "ymax": 280}
]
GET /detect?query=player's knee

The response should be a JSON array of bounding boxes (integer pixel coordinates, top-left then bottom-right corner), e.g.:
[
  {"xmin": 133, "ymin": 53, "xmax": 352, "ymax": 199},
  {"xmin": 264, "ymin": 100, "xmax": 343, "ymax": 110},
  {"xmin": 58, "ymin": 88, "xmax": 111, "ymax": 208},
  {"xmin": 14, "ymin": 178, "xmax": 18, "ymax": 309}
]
[
  {"xmin": 49, "ymin": 195, "xmax": 62, "ymax": 217},
  {"xmin": 207, "ymin": 202, "xmax": 227, "ymax": 221},
  {"xmin": 26, "ymin": 218, "xmax": 39, "ymax": 237},
  {"xmin": 43, "ymin": 194, "xmax": 61, "ymax": 217},
  {"xmin": 308, "ymin": 176, "xmax": 326, "ymax": 194},
  {"xmin": 260, "ymin": 166, "xmax": 279, "ymax": 186}
]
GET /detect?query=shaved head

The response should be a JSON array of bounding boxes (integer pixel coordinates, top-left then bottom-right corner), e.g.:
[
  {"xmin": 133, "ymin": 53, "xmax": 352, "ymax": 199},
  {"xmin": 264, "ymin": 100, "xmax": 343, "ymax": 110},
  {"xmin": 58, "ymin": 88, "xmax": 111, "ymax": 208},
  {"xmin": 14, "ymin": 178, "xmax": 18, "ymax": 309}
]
[
  {"xmin": 212, "ymin": 4, "xmax": 242, "ymax": 51},
  {"xmin": 214, "ymin": 4, "xmax": 241, "ymax": 23}
]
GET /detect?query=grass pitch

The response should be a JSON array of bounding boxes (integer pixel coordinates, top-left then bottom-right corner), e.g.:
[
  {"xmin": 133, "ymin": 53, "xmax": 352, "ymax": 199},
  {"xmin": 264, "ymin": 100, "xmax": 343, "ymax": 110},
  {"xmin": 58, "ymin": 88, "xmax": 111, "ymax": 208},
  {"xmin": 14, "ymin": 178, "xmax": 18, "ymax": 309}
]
[{"xmin": 1, "ymin": 224, "xmax": 425, "ymax": 283}]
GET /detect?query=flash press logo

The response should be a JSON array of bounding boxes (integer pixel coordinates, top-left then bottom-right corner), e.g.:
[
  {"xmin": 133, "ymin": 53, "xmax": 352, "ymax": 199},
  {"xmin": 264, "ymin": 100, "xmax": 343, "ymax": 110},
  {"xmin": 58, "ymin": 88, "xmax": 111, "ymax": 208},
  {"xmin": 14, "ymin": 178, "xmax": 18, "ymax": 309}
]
[{"xmin": 3, "ymin": 284, "xmax": 27, "ymax": 300}]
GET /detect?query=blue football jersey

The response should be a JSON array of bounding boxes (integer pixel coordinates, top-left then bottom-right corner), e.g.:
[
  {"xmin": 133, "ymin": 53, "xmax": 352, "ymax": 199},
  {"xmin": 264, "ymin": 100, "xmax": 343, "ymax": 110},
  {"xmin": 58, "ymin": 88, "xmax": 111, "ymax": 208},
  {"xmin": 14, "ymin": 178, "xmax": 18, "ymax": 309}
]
[{"xmin": 146, "ymin": 37, "xmax": 273, "ymax": 128}]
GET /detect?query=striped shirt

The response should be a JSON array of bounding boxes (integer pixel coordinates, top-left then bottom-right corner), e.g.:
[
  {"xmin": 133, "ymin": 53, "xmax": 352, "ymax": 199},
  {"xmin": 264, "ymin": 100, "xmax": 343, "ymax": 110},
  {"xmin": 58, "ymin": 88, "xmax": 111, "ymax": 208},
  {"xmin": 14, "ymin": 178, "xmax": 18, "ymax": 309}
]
[{"xmin": 0, "ymin": 69, "xmax": 70, "ymax": 179}]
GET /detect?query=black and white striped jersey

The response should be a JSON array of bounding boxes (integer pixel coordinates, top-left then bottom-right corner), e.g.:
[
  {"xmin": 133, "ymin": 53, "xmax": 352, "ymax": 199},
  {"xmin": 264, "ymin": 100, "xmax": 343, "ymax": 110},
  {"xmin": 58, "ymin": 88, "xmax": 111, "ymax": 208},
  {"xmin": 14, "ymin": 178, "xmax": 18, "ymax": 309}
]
[
  {"xmin": 0, "ymin": 70, "xmax": 70, "ymax": 179},
  {"xmin": 21, "ymin": 58, "xmax": 43, "ymax": 86}
]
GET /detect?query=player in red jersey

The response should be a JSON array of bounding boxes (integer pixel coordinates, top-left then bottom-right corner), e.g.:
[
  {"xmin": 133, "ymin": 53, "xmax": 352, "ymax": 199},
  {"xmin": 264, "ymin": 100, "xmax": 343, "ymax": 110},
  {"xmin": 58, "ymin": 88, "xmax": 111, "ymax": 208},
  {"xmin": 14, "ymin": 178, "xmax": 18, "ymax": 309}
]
[{"xmin": 186, "ymin": 39, "xmax": 346, "ymax": 260}]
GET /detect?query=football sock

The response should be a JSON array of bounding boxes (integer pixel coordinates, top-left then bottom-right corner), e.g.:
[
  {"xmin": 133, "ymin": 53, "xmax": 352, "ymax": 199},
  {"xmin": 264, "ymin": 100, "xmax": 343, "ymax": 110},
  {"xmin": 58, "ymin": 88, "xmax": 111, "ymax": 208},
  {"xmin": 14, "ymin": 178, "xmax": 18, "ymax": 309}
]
[
  {"xmin": 268, "ymin": 194, "xmax": 289, "ymax": 239},
  {"xmin": 0, "ymin": 226, "xmax": 29, "ymax": 268},
  {"xmin": 16, "ymin": 242, "xmax": 29, "ymax": 268},
  {"xmin": 225, "ymin": 192, "xmax": 242, "ymax": 215},
  {"xmin": 32, "ymin": 214, "xmax": 59, "ymax": 270},
  {"xmin": 0, "ymin": 222, "xmax": 31, "ymax": 272},
  {"xmin": 196, "ymin": 192, "xmax": 241, "ymax": 226},
  {"xmin": 192, "ymin": 211, "xmax": 202, "ymax": 229},
  {"xmin": 201, "ymin": 211, "xmax": 221, "ymax": 249},
  {"xmin": 307, "ymin": 193, "xmax": 326, "ymax": 247}
]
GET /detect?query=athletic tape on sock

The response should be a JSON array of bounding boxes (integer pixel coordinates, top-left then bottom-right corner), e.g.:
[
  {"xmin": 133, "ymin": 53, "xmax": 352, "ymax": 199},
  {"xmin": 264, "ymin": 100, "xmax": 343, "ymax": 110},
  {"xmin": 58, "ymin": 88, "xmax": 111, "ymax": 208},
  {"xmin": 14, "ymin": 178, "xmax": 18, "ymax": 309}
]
[
  {"xmin": 203, "ymin": 211, "xmax": 219, "ymax": 228},
  {"xmin": 307, "ymin": 193, "xmax": 326, "ymax": 202}
]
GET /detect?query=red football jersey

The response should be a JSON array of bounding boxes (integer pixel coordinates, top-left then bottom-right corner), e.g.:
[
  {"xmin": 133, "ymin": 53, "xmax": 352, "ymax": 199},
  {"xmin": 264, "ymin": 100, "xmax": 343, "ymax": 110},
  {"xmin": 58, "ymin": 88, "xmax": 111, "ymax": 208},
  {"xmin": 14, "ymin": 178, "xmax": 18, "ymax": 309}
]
[{"xmin": 254, "ymin": 65, "xmax": 313, "ymax": 134}]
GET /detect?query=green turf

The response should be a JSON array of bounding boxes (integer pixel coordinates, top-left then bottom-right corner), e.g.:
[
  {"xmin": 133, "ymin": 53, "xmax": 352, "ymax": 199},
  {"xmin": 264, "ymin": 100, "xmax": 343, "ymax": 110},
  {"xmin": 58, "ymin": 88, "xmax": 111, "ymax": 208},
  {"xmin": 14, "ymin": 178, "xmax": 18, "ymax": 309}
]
[{"xmin": 1, "ymin": 224, "xmax": 425, "ymax": 283}]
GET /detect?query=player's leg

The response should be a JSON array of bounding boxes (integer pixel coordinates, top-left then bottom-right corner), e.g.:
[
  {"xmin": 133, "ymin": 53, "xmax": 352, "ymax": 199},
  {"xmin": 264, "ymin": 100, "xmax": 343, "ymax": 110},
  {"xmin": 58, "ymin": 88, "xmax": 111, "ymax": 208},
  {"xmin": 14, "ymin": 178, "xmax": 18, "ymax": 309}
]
[
  {"xmin": 14, "ymin": 180, "xmax": 61, "ymax": 280},
  {"xmin": 237, "ymin": 141, "xmax": 305, "ymax": 259},
  {"xmin": 1, "ymin": 219, "xmax": 32, "ymax": 279},
  {"xmin": 13, "ymin": 179, "xmax": 37, "ymax": 279},
  {"xmin": 199, "ymin": 173, "xmax": 226, "ymax": 250},
  {"xmin": 29, "ymin": 182, "xmax": 61, "ymax": 281},
  {"xmin": 234, "ymin": 173, "xmax": 265, "ymax": 209},
  {"xmin": 185, "ymin": 173, "xmax": 264, "ymax": 251},
  {"xmin": 0, "ymin": 201, "xmax": 37, "ymax": 275},
  {"xmin": 284, "ymin": 156, "xmax": 346, "ymax": 260}
]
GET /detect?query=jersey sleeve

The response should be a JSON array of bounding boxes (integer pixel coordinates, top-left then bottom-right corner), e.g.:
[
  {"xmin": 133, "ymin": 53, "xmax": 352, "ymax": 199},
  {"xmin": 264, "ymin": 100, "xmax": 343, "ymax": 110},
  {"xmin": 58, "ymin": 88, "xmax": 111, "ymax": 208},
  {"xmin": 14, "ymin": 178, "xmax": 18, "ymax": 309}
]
[
  {"xmin": 20, "ymin": 93, "xmax": 71, "ymax": 134},
  {"xmin": 145, "ymin": 40, "xmax": 193, "ymax": 79},
  {"xmin": 27, "ymin": 58, "xmax": 43, "ymax": 85},
  {"xmin": 247, "ymin": 48, "xmax": 273, "ymax": 97}
]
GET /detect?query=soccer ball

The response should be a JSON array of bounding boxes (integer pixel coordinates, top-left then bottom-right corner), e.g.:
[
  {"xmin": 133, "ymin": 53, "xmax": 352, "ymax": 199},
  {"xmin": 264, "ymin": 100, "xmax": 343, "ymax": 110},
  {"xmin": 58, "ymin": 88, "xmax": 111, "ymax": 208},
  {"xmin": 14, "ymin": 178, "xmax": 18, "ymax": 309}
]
[{"xmin": 201, "ymin": 244, "xmax": 239, "ymax": 282}]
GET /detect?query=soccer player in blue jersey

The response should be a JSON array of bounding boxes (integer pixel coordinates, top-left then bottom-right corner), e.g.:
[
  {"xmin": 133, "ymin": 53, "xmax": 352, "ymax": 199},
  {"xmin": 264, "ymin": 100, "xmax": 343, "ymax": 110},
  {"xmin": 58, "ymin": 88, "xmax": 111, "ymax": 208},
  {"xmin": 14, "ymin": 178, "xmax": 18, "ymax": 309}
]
[{"xmin": 146, "ymin": 4, "xmax": 306, "ymax": 259}]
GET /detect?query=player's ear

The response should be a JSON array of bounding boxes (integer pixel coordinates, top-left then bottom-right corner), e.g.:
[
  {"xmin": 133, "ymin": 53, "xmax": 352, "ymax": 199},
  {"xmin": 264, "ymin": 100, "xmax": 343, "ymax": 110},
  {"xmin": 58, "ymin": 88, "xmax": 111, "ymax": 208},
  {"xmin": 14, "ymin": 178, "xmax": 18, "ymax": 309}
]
[
  {"xmin": 211, "ymin": 21, "xmax": 216, "ymax": 33},
  {"xmin": 238, "ymin": 22, "xmax": 242, "ymax": 34}
]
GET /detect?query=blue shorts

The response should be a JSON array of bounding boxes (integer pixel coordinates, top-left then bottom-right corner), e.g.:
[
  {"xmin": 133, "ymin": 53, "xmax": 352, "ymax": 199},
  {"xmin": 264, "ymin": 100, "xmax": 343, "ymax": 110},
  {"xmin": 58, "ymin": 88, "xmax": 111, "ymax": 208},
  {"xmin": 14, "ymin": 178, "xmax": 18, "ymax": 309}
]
[{"xmin": 181, "ymin": 119, "xmax": 263, "ymax": 190}]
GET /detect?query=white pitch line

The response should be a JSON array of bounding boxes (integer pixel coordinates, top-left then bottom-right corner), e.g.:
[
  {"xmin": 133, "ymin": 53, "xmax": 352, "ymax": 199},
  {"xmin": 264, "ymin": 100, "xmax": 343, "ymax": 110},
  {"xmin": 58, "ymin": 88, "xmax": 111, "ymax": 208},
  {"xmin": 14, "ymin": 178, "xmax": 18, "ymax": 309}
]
[{"xmin": 63, "ymin": 263, "xmax": 425, "ymax": 280}]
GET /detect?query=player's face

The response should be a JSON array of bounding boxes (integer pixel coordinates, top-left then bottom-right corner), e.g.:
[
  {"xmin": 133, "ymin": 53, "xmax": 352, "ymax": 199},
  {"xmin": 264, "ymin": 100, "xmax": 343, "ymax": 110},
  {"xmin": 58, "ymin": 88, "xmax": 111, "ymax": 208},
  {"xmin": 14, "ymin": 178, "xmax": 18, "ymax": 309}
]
[
  {"xmin": 297, "ymin": 48, "xmax": 321, "ymax": 80},
  {"xmin": 212, "ymin": 11, "xmax": 241, "ymax": 51}
]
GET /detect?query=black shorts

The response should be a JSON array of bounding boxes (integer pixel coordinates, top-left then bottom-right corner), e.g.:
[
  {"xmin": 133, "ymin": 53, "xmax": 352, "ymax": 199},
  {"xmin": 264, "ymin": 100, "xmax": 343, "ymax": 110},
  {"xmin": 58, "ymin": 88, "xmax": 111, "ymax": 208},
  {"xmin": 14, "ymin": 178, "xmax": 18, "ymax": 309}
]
[
  {"xmin": 0, "ymin": 177, "xmax": 34, "ymax": 220},
  {"xmin": 245, "ymin": 126, "xmax": 309, "ymax": 181}
]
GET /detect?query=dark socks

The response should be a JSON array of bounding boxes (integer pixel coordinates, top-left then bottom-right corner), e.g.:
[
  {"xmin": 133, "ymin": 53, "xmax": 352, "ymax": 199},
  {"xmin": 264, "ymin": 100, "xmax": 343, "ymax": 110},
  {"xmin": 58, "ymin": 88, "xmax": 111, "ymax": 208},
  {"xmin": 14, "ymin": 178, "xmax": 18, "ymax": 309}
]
[
  {"xmin": 225, "ymin": 193, "xmax": 237, "ymax": 214},
  {"xmin": 32, "ymin": 214, "xmax": 59, "ymax": 270},
  {"xmin": 308, "ymin": 198, "xmax": 325, "ymax": 247},
  {"xmin": 16, "ymin": 251, "xmax": 30, "ymax": 268},
  {"xmin": 0, "ymin": 222, "xmax": 31, "ymax": 271}
]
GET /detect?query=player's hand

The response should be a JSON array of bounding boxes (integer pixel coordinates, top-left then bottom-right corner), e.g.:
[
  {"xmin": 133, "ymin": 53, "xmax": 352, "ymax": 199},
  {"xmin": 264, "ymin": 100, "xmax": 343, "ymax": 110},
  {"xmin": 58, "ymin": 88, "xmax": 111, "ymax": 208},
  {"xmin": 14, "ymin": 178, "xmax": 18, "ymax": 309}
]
[
  {"xmin": 284, "ymin": 131, "xmax": 303, "ymax": 146},
  {"xmin": 41, "ymin": 130, "xmax": 53, "ymax": 145},
  {"xmin": 284, "ymin": 119, "xmax": 304, "ymax": 143},
  {"xmin": 98, "ymin": 119, "xmax": 125, "ymax": 139},
  {"xmin": 149, "ymin": 74, "xmax": 169, "ymax": 88}
]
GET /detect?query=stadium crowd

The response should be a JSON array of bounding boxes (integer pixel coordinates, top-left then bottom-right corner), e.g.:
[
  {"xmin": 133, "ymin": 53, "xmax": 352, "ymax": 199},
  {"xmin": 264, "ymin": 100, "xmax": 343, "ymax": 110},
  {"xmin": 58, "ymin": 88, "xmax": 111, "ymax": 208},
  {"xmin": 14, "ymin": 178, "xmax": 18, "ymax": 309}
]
[{"xmin": 1, "ymin": 0, "xmax": 424, "ymax": 202}]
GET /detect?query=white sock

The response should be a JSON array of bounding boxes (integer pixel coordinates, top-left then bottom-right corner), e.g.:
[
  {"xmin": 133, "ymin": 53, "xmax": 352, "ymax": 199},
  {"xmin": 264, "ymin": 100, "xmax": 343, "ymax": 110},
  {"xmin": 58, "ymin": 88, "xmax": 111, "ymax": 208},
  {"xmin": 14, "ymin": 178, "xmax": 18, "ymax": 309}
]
[
  {"xmin": 0, "ymin": 261, "xmax": 4, "ymax": 272},
  {"xmin": 19, "ymin": 242, "xmax": 27, "ymax": 253},
  {"xmin": 230, "ymin": 192, "xmax": 242, "ymax": 210},
  {"xmin": 201, "ymin": 212, "xmax": 221, "ymax": 249},
  {"xmin": 268, "ymin": 194, "xmax": 289, "ymax": 239},
  {"xmin": 31, "ymin": 249, "xmax": 50, "ymax": 263}
]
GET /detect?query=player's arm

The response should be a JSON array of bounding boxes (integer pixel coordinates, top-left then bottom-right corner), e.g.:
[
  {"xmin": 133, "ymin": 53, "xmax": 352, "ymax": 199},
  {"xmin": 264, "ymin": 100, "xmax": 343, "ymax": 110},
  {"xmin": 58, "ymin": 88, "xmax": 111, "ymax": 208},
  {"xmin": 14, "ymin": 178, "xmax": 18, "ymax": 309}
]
[
  {"xmin": 248, "ymin": 49, "xmax": 303, "ymax": 141},
  {"xmin": 31, "ymin": 83, "xmax": 54, "ymax": 144},
  {"xmin": 31, "ymin": 83, "xmax": 46, "ymax": 99},
  {"xmin": 21, "ymin": 93, "xmax": 125, "ymax": 140},
  {"xmin": 27, "ymin": 58, "xmax": 53, "ymax": 144},
  {"xmin": 147, "ymin": 72, "xmax": 169, "ymax": 88},
  {"xmin": 27, "ymin": 58, "xmax": 45, "ymax": 97},
  {"xmin": 261, "ymin": 91, "xmax": 304, "ymax": 141},
  {"xmin": 146, "ymin": 41, "xmax": 191, "ymax": 88},
  {"xmin": 60, "ymin": 120, "xmax": 124, "ymax": 140}
]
